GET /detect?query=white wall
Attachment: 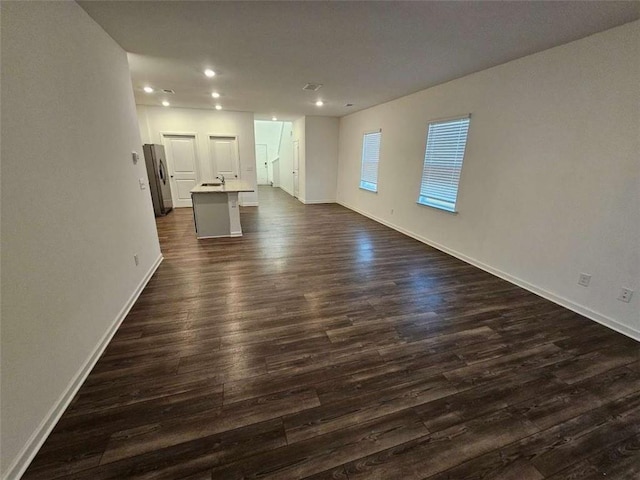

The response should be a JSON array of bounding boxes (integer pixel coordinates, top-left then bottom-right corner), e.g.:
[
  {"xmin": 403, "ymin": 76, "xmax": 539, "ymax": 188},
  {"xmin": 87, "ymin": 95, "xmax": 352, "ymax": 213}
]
[
  {"xmin": 305, "ymin": 116, "xmax": 339, "ymax": 204},
  {"xmin": 290, "ymin": 116, "xmax": 339, "ymax": 204},
  {"xmin": 1, "ymin": 2, "xmax": 162, "ymax": 478},
  {"xmin": 337, "ymin": 21, "xmax": 640, "ymax": 339},
  {"xmin": 137, "ymin": 105, "xmax": 258, "ymax": 205},
  {"xmin": 278, "ymin": 122, "xmax": 294, "ymax": 195},
  {"xmin": 255, "ymin": 120, "xmax": 284, "ymax": 184}
]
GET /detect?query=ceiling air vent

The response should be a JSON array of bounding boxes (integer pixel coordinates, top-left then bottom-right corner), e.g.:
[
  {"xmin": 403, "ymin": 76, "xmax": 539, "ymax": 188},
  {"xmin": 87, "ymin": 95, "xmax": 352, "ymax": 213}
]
[
  {"xmin": 303, "ymin": 83, "xmax": 323, "ymax": 92},
  {"xmin": 162, "ymin": 89, "xmax": 175, "ymax": 94}
]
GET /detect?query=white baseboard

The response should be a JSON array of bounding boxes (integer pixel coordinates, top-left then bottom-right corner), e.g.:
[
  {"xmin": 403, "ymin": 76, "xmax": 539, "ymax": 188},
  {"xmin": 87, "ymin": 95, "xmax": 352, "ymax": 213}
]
[
  {"xmin": 197, "ymin": 234, "xmax": 239, "ymax": 239},
  {"xmin": 302, "ymin": 198, "xmax": 337, "ymax": 205},
  {"xmin": 338, "ymin": 200, "xmax": 640, "ymax": 342},
  {"xmin": 240, "ymin": 201, "xmax": 259, "ymax": 207},
  {"xmin": 3, "ymin": 254, "xmax": 164, "ymax": 480},
  {"xmin": 279, "ymin": 185, "xmax": 294, "ymax": 197}
]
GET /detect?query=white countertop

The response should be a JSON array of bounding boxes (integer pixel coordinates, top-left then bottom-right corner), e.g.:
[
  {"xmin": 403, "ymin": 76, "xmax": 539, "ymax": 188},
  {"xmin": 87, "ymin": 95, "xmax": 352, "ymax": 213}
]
[{"xmin": 190, "ymin": 180, "xmax": 254, "ymax": 194}]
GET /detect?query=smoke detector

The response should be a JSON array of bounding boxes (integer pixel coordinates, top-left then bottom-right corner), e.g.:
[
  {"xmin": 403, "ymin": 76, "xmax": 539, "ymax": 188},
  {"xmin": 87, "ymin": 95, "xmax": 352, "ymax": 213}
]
[{"xmin": 303, "ymin": 83, "xmax": 323, "ymax": 92}]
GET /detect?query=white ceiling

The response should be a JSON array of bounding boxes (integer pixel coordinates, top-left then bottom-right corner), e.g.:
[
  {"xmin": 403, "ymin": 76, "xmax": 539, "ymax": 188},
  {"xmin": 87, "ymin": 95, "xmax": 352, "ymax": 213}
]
[{"xmin": 78, "ymin": 1, "xmax": 639, "ymax": 120}]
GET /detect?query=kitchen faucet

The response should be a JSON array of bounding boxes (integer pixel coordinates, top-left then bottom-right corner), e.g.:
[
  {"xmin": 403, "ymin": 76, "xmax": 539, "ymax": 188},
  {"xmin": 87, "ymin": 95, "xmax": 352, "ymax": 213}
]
[{"xmin": 216, "ymin": 174, "xmax": 226, "ymax": 185}]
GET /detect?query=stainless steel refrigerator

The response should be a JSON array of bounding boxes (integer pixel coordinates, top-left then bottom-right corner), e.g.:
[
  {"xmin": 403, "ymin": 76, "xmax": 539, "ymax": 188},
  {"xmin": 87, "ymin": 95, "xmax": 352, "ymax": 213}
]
[{"xmin": 143, "ymin": 144, "xmax": 173, "ymax": 216}]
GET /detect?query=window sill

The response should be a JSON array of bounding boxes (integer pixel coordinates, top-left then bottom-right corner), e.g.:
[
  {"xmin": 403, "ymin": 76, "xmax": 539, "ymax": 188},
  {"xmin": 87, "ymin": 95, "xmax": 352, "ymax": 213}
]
[
  {"xmin": 417, "ymin": 199, "xmax": 458, "ymax": 214},
  {"xmin": 359, "ymin": 183, "xmax": 378, "ymax": 193}
]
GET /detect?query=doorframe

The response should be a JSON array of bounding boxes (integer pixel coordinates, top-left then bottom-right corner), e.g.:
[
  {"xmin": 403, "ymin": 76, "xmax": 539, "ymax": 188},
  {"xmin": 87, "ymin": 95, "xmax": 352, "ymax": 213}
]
[
  {"xmin": 159, "ymin": 131, "xmax": 202, "ymax": 207},
  {"xmin": 207, "ymin": 133, "xmax": 241, "ymax": 180}
]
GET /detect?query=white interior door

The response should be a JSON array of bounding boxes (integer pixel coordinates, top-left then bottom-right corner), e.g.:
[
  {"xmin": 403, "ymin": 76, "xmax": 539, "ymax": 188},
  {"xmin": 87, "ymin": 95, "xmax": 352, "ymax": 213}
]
[
  {"xmin": 210, "ymin": 136, "xmax": 239, "ymax": 180},
  {"xmin": 293, "ymin": 140, "xmax": 300, "ymax": 198},
  {"xmin": 163, "ymin": 135, "xmax": 198, "ymax": 208},
  {"xmin": 255, "ymin": 144, "xmax": 268, "ymax": 185}
]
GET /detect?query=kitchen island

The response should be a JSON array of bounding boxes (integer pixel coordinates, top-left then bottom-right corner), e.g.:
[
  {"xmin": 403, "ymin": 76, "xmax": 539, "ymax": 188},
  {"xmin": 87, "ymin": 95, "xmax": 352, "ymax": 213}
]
[{"xmin": 190, "ymin": 180, "xmax": 254, "ymax": 239}]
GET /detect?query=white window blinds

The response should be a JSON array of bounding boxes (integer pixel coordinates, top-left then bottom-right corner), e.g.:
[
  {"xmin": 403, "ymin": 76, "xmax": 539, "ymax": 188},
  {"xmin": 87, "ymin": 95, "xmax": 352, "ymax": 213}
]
[
  {"xmin": 360, "ymin": 131, "xmax": 381, "ymax": 192},
  {"xmin": 418, "ymin": 116, "xmax": 470, "ymax": 212}
]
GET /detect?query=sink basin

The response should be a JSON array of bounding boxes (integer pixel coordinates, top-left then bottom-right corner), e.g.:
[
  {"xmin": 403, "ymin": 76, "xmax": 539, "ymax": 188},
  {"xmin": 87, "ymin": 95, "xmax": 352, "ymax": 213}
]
[{"xmin": 201, "ymin": 182, "xmax": 222, "ymax": 187}]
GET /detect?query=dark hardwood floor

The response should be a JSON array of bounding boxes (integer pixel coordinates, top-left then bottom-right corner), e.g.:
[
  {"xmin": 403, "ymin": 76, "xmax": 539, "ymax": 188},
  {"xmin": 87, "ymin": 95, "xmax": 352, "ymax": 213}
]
[{"xmin": 24, "ymin": 186, "xmax": 640, "ymax": 479}]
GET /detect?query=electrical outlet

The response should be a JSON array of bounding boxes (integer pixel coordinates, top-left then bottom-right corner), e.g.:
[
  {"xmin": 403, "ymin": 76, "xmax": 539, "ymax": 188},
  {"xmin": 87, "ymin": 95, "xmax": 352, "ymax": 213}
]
[
  {"xmin": 134, "ymin": 254, "xmax": 139, "ymax": 266},
  {"xmin": 618, "ymin": 288, "xmax": 633, "ymax": 303},
  {"xmin": 578, "ymin": 273, "xmax": 591, "ymax": 287},
  {"xmin": 139, "ymin": 178, "xmax": 146, "ymax": 190}
]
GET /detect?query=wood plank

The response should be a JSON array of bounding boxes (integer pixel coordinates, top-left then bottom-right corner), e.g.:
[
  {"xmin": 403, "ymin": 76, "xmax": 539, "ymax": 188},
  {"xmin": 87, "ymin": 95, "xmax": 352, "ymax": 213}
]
[
  {"xmin": 343, "ymin": 408, "xmax": 539, "ymax": 479},
  {"xmin": 414, "ymin": 372, "xmax": 566, "ymax": 433},
  {"xmin": 530, "ymin": 392, "xmax": 640, "ymax": 477},
  {"xmin": 424, "ymin": 389, "xmax": 640, "ymax": 480},
  {"xmin": 284, "ymin": 373, "xmax": 456, "ymax": 443},
  {"xmin": 211, "ymin": 410, "xmax": 428, "ymax": 479},
  {"xmin": 42, "ymin": 419, "xmax": 286, "ymax": 480},
  {"xmin": 99, "ymin": 387, "xmax": 319, "ymax": 464},
  {"xmin": 585, "ymin": 433, "xmax": 640, "ymax": 479}
]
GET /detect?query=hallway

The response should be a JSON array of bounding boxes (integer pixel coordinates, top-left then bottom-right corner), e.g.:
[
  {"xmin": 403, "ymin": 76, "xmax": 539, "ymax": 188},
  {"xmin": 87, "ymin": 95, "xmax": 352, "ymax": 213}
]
[{"xmin": 24, "ymin": 186, "xmax": 640, "ymax": 479}]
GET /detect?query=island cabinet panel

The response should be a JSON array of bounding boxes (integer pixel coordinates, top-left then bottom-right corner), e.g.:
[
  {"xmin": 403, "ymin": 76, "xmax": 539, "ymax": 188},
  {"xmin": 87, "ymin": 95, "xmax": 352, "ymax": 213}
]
[{"xmin": 191, "ymin": 192, "xmax": 231, "ymax": 238}]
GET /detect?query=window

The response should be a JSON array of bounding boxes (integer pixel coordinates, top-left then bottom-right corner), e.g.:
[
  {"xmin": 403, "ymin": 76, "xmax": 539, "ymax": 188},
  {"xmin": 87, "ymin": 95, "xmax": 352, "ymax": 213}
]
[
  {"xmin": 418, "ymin": 116, "xmax": 471, "ymax": 213},
  {"xmin": 359, "ymin": 130, "xmax": 381, "ymax": 192}
]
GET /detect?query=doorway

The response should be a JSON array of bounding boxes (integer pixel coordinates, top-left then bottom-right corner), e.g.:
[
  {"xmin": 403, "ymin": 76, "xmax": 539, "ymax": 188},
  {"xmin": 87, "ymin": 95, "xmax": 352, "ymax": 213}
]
[
  {"xmin": 161, "ymin": 134, "xmax": 199, "ymax": 208},
  {"xmin": 209, "ymin": 136, "xmax": 239, "ymax": 180},
  {"xmin": 293, "ymin": 139, "xmax": 300, "ymax": 198},
  {"xmin": 255, "ymin": 144, "xmax": 269, "ymax": 185}
]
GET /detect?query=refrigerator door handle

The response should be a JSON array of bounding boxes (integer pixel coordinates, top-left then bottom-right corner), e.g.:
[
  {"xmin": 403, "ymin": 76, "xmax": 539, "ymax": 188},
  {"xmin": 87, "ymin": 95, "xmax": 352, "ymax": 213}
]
[{"xmin": 158, "ymin": 159, "xmax": 167, "ymax": 185}]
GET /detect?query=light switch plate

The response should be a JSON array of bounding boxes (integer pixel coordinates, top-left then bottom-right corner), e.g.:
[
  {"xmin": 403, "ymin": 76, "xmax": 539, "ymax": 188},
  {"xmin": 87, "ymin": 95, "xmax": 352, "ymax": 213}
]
[{"xmin": 578, "ymin": 273, "xmax": 591, "ymax": 287}]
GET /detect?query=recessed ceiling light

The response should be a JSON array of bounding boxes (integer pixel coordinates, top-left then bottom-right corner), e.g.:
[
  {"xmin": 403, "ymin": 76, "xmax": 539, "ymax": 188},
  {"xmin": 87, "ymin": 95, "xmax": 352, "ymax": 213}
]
[
  {"xmin": 211, "ymin": 92, "xmax": 220, "ymax": 98},
  {"xmin": 315, "ymin": 100, "xmax": 324, "ymax": 107},
  {"xmin": 272, "ymin": 116, "xmax": 278, "ymax": 121},
  {"xmin": 162, "ymin": 100, "xmax": 170, "ymax": 107},
  {"xmin": 204, "ymin": 69, "xmax": 216, "ymax": 78},
  {"xmin": 143, "ymin": 86, "xmax": 154, "ymax": 93},
  {"xmin": 215, "ymin": 104, "xmax": 222, "ymax": 110}
]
